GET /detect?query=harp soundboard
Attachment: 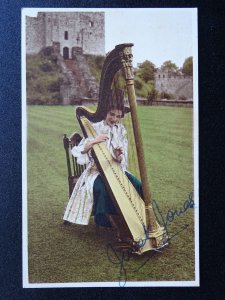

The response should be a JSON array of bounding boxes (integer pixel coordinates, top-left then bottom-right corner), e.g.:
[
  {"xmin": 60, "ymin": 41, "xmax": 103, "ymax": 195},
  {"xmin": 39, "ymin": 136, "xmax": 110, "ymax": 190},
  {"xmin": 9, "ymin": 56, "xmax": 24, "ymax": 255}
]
[{"xmin": 80, "ymin": 116, "xmax": 166, "ymax": 253}]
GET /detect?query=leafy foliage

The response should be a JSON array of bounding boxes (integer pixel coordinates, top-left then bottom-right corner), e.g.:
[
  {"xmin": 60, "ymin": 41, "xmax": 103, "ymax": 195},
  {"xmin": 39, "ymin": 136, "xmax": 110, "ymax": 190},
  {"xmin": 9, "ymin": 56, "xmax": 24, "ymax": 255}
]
[
  {"xmin": 136, "ymin": 60, "xmax": 156, "ymax": 82},
  {"xmin": 147, "ymin": 88, "xmax": 158, "ymax": 101},
  {"xmin": 161, "ymin": 60, "xmax": 178, "ymax": 72},
  {"xmin": 135, "ymin": 78, "xmax": 155, "ymax": 98},
  {"xmin": 134, "ymin": 77, "xmax": 143, "ymax": 90},
  {"xmin": 84, "ymin": 54, "xmax": 105, "ymax": 83},
  {"xmin": 182, "ymin": 56, "xmax": 193, "ymax": 76},
  {"xmin": 159, "ymin": 91, "xmax": 175, "ymax": 100},
  {"xmin": 26, "ymin": 50, "xmax": 192, "ymax": 106},
  {"xmin": 26, "ymin": 53, "xmax": 62, "ymax": 104},
  {"xmin": 133, "ymin": 61, "xmax": 157, "ymax": 99}
]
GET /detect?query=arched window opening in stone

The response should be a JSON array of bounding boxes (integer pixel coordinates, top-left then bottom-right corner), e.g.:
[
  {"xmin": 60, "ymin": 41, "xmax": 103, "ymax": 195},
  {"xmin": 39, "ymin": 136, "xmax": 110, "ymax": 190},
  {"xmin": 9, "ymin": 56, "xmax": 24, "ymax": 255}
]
[
  {"xmin": 89, "ymin": 21, "xmax": 94, "ymax": 27},
  {"xmin": 63, "ymin": 47, "xmax": 69, "ymax": 59},
  {"xmin": 64, "ymin": 31, "xmax": 68, "ymax": 40}
]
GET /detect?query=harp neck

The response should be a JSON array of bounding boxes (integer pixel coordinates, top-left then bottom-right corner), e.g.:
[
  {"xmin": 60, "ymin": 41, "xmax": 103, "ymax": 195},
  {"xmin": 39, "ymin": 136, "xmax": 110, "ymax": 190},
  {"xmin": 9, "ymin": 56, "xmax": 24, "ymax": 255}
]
[{"xmin": 119, "ymin": 45, "xmax": 158, "ymax": 231}]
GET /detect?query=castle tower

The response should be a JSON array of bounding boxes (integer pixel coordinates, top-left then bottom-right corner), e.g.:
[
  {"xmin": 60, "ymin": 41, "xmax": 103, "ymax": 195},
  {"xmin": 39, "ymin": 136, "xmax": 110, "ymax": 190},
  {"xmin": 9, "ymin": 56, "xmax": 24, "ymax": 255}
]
[
  {"xmin": 26, "ymin": 12, "xmax": 105, "ymax": 57},
  {"xmin": 26, "ymin": 12, "xmax": 46, "ymax": 54}
]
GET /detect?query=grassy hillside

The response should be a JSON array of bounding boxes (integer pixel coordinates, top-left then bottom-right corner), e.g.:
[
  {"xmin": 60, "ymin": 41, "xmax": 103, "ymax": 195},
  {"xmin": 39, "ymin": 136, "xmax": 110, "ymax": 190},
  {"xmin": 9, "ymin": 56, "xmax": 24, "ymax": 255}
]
[
  {"xmin": 26, "ymin": 105, "xmax": 195, "ymax": 285},
  {"xmin": 26, "ymin": 49, "xmax": 156, "ymax": 105},
  {"xmin": 26, "ymin": 52, "xmax": 62, "ymax": 104}
]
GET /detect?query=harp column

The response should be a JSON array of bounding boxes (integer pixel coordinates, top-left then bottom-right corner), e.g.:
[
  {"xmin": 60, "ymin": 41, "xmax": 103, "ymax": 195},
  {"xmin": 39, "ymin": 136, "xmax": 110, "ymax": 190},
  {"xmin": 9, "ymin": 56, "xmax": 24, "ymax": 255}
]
[{"xmin": 119, "ymin": 45, "xmax": 160, "ymax": 237}]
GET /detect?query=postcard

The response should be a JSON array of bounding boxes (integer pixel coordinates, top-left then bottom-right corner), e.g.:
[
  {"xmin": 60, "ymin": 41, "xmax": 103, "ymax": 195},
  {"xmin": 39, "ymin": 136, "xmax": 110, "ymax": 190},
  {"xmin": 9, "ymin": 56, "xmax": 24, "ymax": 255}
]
[{"xmin": 22, "ymin": 7, "xmax": 198, "ymax": 288}]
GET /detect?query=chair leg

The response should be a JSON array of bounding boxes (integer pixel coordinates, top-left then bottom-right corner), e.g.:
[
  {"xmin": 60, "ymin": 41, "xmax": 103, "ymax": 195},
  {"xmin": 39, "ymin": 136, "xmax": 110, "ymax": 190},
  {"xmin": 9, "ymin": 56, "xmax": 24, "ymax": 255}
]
[
  {"xmin": 63, "ymin": 220, "xmax": 71, "ymax": 225},
  {"xmin": 107, "ymin": 215, "xmax": 122, "ymax": 242}
]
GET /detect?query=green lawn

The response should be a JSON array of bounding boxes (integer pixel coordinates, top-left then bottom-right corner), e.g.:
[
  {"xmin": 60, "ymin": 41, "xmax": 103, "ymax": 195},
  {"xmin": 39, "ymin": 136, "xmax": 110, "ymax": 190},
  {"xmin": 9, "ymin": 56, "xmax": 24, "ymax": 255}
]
[{"xmin": 27, "ymin": 105, "xmax": 195, "ymax": 284}]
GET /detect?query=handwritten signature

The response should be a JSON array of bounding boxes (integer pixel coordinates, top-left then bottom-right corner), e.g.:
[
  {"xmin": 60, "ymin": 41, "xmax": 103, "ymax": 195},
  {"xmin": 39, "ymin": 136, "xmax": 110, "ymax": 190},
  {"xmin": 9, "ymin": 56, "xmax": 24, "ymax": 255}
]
[
  {"xmin": 152, "ymin": 191, "xmax": 194, "ymax": 241},
  {"xmin": 106, "ymin": 192, "xmax": 195, "ymax": 287}
]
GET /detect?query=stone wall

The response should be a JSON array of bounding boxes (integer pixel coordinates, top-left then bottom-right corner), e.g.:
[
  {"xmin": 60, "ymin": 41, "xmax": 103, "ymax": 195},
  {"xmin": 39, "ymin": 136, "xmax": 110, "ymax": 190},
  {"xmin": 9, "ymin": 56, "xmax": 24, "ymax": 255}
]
[
  {"xmin": 55, "ymin": 53, "xmax": 81, "ymax": 104},
  {"xmin": 138, "ymin": 98, "xmax": 193, "ymax": 107},
  {"xmin": 155, "ymin": 69, "xmax": 193, "ymax": 99},
  {"xmin": 26, "ymin": 12, "xmax": 105, "ymax": 57},
  {"xmin": 26, "ymin": 13, "xmax": 45, "ymax": 54},
  {"xmin": 55, "ymin": 52, "xmax": 99, "ymax": 104}
]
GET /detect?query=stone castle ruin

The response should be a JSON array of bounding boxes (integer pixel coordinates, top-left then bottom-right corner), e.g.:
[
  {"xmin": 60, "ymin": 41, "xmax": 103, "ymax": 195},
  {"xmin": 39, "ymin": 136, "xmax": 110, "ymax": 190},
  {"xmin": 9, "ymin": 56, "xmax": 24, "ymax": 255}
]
[
  {"xmin": 26, "ymin": 12, "xmax": 105, "ymax": 103},
  {"xmin": 26, "ymin": 12, "xmax": 105, "ymax": 57},
  {"xmin": 155, "ymin": 69, "xmax": 193, "ymax": 100}
]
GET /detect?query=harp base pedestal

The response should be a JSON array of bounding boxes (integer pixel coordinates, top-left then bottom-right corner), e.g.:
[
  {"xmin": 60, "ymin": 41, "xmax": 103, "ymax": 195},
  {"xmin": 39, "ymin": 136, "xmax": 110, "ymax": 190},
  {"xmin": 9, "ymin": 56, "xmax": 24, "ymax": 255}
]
[
  {"xmin": 135, "ymin": 226, "xmax": 168, "ymax": 255},
  {"xmin": 112, "ymin": 226, "xmax": 168, "ymax": 255}
]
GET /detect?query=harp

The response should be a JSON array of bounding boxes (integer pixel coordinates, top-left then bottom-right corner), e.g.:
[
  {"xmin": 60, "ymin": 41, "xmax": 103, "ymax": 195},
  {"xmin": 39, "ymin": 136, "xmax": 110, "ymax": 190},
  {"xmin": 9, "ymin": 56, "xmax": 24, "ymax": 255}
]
[{"xmin": 76, "ymin": 44, "xmax": 167, "ymax": 254}]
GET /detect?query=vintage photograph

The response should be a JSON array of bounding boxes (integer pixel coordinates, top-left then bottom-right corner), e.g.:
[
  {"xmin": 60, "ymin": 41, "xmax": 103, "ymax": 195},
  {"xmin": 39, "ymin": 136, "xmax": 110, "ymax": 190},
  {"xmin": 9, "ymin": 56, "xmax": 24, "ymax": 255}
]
[{"xmin": 22, "ymin": 8, "xmax": 198, "ymax": 287}]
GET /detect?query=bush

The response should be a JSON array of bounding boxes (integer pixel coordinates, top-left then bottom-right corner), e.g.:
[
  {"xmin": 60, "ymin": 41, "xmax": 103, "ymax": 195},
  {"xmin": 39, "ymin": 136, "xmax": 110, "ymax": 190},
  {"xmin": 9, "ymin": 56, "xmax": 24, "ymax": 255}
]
[
  {"xmin": 178, "ymin": 95, "xmax": 187, "ymax": 100},
  {"xmin": 48, "ymin": 80, "xmax": 60, "ymax": 93},
  {"xmin": 26, "ymin": 71, "xmax": 37, "ymax": 81},
  {"xmin": 147, "ymin": 88, "xmax": 158, "ymax": 101},
  {"xmin": 39, "ymin": 61, "xmax": 54, "ymax": 72},
  {"xmin": 84, "ymin": 54, "xmax": 105, "ymax": 83},
  {"xmin": 40, "ymin": 46, "xmax": 54, "ymax": 57},
  {"xmin": 134, "ymin": 75, "xmax": 155, "ymax": 98},
  {"xmin": 159, "ymin": 91, "xmax": 175, "ymax": 100},
  {"xmin": 28, "ymin": 92, "xmax": 61, "ymax": 105},
  {"xmin": 95, "ymin": 55, "xmax": 104, "ymax": 70},
  {"xmin": 134, "ymin": 77, "xmax": 143, "ymax": 90},
  {"xmin": 26, "ymin": 52, "xmax": 62, "ymax": 105}
]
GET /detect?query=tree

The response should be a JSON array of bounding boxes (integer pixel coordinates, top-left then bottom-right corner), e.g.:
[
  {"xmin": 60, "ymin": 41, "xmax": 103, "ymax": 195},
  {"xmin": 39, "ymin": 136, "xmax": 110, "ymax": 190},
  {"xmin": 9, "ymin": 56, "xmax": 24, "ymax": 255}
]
[
  {"xmin": 182, "ymin": 56, "xmax": 193, "ymax": 76},
  {"xmin": 161, "ymin": 60, "xmax": 178, "ymax": 72},
  {"xmin": 137, "ymin": 60, "xmax": 156, "ymax": 82}
]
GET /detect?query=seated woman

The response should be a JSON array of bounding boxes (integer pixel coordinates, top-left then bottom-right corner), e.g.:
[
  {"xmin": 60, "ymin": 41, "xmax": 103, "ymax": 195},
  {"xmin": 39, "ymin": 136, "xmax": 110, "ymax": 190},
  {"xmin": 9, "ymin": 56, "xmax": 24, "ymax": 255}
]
[{"xmin": 63, "ymin": 105, "xmax": 143, "ymax": 236}]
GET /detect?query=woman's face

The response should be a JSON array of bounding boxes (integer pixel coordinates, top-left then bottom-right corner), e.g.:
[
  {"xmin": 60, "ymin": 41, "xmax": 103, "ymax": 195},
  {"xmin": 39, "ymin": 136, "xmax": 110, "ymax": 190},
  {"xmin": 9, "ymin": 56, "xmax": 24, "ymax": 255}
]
[{"xmin": 105, "ymin": 109, "xmax": 122, "ymax": 127}]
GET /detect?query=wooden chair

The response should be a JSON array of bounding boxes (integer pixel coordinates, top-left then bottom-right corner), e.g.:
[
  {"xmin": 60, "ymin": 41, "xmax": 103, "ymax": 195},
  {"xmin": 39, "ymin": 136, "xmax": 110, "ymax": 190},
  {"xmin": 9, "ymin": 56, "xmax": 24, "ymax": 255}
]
[{"xmin": 63, "ymin": 132, "xmax": 86, "ymax": 197}]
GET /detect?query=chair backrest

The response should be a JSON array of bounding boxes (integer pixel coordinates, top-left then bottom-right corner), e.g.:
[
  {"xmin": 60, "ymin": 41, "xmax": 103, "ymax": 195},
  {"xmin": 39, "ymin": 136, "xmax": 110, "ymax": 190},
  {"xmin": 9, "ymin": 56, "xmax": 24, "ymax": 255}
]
[{"xmin": 63, "ymin": 132, "xmax": 86, "ymax": 197}]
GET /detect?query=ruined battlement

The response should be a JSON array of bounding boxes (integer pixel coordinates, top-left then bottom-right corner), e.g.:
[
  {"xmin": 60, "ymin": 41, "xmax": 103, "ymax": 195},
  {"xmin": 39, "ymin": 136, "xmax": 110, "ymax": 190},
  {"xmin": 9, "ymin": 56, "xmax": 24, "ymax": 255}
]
[
  {"xmin": 155, "ymin": 69, "xmax": 193, "ymax": 99},
  {"xmin": 26, "ymin": 12, "xmax": 105, "ymax": 57}
]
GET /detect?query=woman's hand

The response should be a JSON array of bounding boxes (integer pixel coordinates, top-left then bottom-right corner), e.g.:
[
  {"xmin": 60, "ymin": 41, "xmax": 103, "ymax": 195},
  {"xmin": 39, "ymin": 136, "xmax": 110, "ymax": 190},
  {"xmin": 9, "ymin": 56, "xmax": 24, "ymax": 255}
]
[
  {"xmin": 81, "ymin": 134, "xmax": 108, "ymax": 154},
  {"xmin": 92, "ymin": 134, "xmax": 108, "ymax": 145},
  {"xmin": 113, "ymin": 147, "xmax": 123, "ymax": 163}
]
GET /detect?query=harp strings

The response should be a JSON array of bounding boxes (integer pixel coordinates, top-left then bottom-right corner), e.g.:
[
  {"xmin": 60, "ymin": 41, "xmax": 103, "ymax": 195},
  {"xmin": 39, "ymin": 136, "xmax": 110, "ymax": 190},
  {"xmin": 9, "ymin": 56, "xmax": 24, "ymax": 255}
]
[
  {"xmin": 123, "ymin": 101, "xmax": 140, "ymax": 180},
  {"xmin": 110, "ymin": 72, "xmax": 143, "ymax": 223},
  {"xmin": 111, "ymin": 71, "xmax": 140, "ymax": 180},
  {"xmin": 83, "ymin": 116, "xmax": 145, "ymax": 226}
]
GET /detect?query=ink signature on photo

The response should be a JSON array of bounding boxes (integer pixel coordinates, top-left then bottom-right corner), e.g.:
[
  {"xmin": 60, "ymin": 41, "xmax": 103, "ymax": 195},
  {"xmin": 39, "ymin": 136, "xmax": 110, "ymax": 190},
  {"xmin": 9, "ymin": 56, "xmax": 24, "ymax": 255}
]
[{"xmin": 106, "ymin": 191, "xmax": 195, "ymax": 287}]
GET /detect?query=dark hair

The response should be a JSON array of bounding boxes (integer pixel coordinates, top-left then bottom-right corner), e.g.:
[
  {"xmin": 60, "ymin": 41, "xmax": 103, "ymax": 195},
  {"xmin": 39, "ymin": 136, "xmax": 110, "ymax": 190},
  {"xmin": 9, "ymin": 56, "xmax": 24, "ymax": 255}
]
[
  {"xmin": 106, "ymin": 89, "xmax": 125, "ymax": 117},
  {"xmin": 107, "ymin": 103, "xmax": 124, "ymax": 113}
]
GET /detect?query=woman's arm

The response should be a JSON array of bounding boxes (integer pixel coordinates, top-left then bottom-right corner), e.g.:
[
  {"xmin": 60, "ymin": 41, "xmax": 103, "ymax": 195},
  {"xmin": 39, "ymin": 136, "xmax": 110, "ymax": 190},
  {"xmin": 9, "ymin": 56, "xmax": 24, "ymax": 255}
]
[{"xmin": 81, "ymin": 134, "xmax": 108, "ymax": 154}]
